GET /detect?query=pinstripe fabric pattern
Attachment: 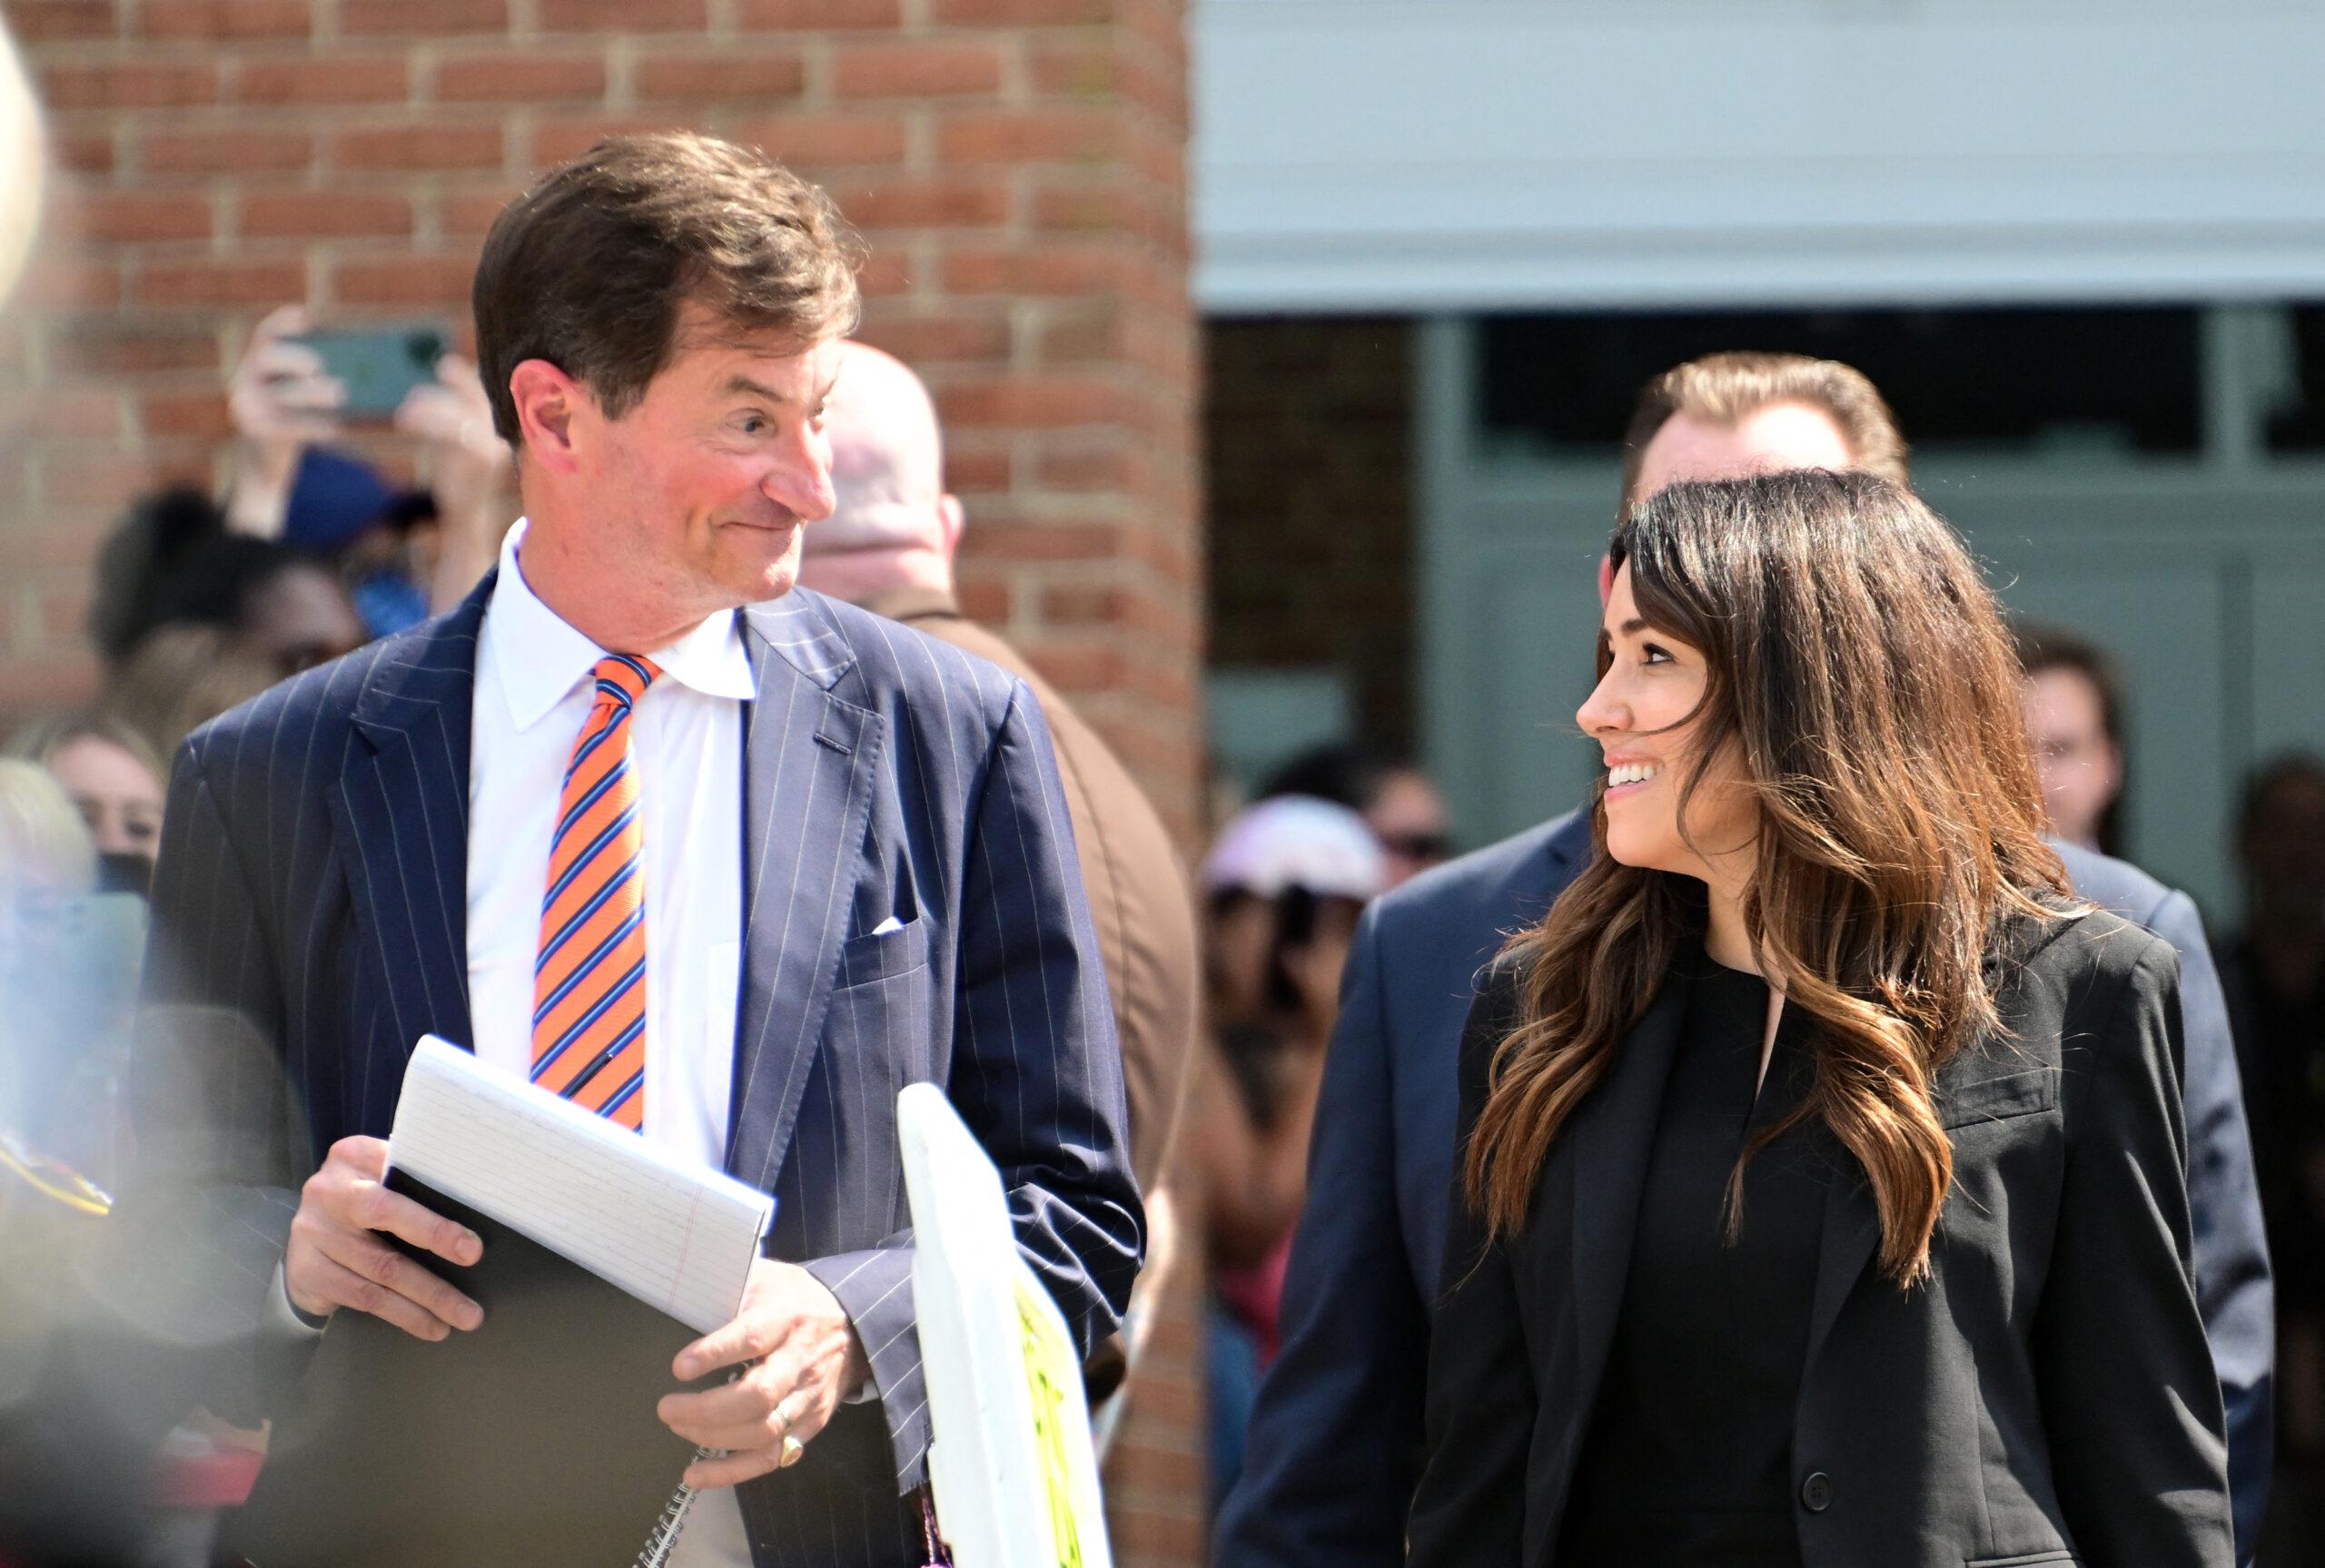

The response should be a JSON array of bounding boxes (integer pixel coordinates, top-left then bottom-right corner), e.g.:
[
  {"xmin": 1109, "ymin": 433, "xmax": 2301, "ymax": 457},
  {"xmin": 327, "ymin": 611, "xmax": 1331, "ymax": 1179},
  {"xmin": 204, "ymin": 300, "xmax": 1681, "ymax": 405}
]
[
  {"xmin": 132, "ymin": 573, "xmax": 1143, "ymax": 1568},
  {"xmin": 531, "ymin": 654, "xmax": 660, "ymax": 1129}
]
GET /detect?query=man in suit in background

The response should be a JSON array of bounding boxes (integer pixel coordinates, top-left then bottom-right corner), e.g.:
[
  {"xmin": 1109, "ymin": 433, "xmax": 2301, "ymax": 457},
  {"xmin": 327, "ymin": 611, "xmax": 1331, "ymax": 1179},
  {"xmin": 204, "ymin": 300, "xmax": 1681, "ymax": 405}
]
[
  {"xmin": 1213, "ymin": 350, "xmax": 2273, "ymax": 1564},
  {"xmin": 134, "ymin": 133, "xmax": 1141, "ymax": 1568},
  {"xmin": 800, "ymin": 340, "xmax": 1202, "ymax": 1408}
]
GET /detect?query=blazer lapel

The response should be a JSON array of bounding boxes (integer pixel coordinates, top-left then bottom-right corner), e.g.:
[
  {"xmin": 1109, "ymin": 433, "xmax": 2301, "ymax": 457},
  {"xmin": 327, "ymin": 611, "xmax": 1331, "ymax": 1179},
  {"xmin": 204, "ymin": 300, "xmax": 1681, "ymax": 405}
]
[
  {"xmin": 726, "ymin": 594, "xmax": 883, "ymax": 1193},
  {"xmin": 1565, "ymin": 970, "xmax": 1693, "ymax": 1413},
  {"xmin": 1802, "ymin": 1148, "xmax": 1884, "ymax": 1374},
  {"xmin": 328, "ymin": 578, "xmax": 490, "ymax": 1111}
]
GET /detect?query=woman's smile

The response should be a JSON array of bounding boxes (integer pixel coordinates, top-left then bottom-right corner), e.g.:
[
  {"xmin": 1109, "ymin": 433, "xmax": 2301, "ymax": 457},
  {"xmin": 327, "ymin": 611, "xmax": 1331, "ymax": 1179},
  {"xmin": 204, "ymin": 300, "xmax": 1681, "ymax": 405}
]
[{"xmin": 1603, "ymin": 755, "xmax": 1664, "ymax": 800}]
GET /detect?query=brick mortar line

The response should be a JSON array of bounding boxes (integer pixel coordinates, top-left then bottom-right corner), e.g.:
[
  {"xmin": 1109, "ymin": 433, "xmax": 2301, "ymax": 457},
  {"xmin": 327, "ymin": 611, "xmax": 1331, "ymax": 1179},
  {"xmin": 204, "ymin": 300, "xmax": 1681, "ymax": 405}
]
[
  {"xmin": 605, "ymin": 35, "xmax": 638, "ymax": 109},
  {"xmin": 797, "ymin": 31, "xmax": 833, "ymax": 100}
]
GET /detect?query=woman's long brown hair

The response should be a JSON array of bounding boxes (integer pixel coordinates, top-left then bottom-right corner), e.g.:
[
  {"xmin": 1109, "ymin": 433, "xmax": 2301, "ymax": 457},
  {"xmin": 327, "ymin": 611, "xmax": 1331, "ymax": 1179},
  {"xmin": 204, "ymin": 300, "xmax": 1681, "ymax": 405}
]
[{"xmin": 1463, "ymin": 469, "xmax": 2070, "ymax": 1286}]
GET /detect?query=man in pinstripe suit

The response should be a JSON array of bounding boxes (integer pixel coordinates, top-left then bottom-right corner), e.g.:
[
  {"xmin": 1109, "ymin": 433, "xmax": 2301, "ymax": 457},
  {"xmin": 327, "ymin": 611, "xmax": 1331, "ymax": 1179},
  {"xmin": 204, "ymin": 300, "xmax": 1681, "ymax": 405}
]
[{"xmin": 135, "ymin": 133, "xmax": 1142, "ymax": 1566}]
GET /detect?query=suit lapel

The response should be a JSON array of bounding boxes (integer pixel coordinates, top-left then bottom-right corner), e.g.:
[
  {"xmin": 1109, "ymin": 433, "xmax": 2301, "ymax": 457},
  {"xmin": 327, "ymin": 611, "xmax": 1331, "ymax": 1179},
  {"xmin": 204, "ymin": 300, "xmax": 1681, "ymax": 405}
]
[
  {"xmin": 328, "ymin": 577, "xmax": 490, "ymax": 1114},
  {"xmin": 727, "ymin": 594, "xmax": 883, "ymax": 1193},
  {"xmin": 1566, "ymin": 971, "xmax": 1692, "ymax": 1414}
]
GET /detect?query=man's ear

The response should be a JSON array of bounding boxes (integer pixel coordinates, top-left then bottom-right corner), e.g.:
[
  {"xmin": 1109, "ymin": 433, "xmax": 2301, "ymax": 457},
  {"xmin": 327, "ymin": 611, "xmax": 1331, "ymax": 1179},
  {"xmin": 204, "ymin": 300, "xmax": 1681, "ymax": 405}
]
[
  {"xmin": 509, "ymin": 359, "xmax": 586, "ymax": 476},
  {"xmin": 937, "ymin": 493, "xmax": 966, "ymax": 559}
]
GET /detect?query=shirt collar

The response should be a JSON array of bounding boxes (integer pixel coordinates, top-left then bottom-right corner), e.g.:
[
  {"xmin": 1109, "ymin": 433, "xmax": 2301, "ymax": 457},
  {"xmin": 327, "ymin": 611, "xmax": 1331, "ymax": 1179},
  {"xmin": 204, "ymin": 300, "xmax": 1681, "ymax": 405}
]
[{"xmin": 486, "ymin": 518, "xmax": 757, "ymax": 734}]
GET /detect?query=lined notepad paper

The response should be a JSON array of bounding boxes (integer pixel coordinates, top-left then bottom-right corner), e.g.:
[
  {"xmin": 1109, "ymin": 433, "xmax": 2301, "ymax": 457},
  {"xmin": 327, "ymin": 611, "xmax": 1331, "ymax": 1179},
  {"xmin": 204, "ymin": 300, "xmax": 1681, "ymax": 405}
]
[{"xmin": 388, "ymin": 1037, "xmax": 774, "ymax": 1335}]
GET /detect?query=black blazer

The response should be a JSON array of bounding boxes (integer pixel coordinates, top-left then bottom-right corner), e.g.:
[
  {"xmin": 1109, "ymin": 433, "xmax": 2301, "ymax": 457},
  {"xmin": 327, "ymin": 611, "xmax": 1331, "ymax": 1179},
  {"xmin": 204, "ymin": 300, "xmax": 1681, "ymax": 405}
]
[{"xmin": 1407, "ymin": 908, "xmax": 2233, "ymax": 1568}]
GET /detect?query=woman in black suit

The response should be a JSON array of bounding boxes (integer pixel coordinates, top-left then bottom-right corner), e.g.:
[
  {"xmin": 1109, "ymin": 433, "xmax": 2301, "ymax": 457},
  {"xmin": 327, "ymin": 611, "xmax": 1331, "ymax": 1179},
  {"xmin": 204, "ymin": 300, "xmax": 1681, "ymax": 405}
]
[{"xmin": 1407, "ymin": 469, "xmax": 2232, "ymax": 1568}]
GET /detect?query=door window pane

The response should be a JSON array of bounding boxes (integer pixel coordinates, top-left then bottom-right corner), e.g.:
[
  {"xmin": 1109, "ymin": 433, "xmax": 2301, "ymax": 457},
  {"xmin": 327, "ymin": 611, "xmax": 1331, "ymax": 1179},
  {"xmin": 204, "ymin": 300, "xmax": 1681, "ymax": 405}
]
[{"xmin": 1479, "ymin": 307, "xmax": 2204, "ymax": 459}]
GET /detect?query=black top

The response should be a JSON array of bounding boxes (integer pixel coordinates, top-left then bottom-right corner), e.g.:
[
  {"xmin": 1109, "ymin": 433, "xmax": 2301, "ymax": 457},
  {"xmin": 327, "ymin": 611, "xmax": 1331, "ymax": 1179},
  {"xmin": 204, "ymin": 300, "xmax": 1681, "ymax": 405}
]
[{"xmin": 1558, "ymin": 955, "xmax": 1834, "ymax": 1567}]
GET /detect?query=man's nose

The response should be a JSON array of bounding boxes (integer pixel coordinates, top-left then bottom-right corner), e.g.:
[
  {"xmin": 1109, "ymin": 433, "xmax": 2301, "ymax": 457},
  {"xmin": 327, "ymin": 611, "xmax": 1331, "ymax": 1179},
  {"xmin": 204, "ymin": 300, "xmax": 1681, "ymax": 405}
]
[{"xmin": 768, "ymin": 453, "xmax": 837, "ymax": 522}]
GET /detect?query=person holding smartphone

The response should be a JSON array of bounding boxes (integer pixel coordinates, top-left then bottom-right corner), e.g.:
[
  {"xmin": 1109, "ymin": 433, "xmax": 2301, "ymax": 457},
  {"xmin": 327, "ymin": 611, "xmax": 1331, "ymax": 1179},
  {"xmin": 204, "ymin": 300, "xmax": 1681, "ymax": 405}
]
[
  {"xmin": 222, "ymin": 304, "xmax": 515, "ymax": 623},
  {"xmin": 1407, "ymin": 468, "xmax": 2232, "ymax": 1568}
]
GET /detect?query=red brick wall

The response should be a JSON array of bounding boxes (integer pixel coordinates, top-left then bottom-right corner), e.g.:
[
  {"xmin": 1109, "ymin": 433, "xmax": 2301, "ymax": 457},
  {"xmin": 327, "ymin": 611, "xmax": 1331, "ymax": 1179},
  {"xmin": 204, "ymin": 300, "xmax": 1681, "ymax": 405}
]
[
  {"xmin": 3, "ymin": 0, "xmax": 1203, "ymax": 833},
  {"xmin": 1206, "ymin": 316, "xmax": 1413, "ymax": 757},
  {"xmin": 3, "ymin": 2, "xmax": 1205, "ymax": 1560}
]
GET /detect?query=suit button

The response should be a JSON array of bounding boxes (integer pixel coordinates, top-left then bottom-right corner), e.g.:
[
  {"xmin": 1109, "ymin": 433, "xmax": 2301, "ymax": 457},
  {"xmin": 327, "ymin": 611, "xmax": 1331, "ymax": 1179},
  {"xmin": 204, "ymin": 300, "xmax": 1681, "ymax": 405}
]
[{"xmin": 1800, "ymin": 1472, "xmax": 1834, "ymax": 1512}]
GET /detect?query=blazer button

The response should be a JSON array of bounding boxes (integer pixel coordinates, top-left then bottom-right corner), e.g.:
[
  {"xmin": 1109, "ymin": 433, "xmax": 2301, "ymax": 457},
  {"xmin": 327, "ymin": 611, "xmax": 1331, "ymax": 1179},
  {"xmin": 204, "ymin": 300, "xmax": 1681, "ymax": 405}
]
[{"xmin": 1800, "ymin": 1472, "xmax": 1835, "ymax": 1513}]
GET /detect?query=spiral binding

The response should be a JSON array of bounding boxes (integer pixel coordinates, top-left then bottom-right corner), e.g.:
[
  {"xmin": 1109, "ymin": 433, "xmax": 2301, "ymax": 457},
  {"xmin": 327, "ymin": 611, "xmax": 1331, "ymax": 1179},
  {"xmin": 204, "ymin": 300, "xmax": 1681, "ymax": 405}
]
[{"xmin": 634, "ymin": 1448, "xmax": 719, "ymax": 1568}]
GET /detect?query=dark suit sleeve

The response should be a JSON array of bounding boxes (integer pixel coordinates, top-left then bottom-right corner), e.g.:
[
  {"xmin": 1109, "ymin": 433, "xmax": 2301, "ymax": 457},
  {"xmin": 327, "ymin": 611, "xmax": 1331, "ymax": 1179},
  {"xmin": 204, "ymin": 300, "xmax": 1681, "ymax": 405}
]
[
  {"xmin": 1213, "ymin": 900, "xmax": 1429, "ymax": 1568},
  {"xmin": 2034, "ymin": 939, "xmax": 2235, "ymax": 1568},
  {"xmin": 806, "ymin": 680, "xmax": 1143, "ymax": 1485},
  {"xmin": 1404, "ymin": 967, "xmax": 1535, "ymax": 1568},
  {"xmin": 2142, "ymin": 890, "xmax": 2274, "ymax": 1561}
]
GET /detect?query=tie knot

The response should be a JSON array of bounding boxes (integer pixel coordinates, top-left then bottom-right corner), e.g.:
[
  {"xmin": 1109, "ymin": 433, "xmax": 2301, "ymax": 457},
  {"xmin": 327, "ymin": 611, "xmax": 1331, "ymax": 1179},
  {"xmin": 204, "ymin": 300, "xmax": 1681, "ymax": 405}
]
[{"xmin": 591, "ymin": 654, "xmax": 660, "ymax": 712}]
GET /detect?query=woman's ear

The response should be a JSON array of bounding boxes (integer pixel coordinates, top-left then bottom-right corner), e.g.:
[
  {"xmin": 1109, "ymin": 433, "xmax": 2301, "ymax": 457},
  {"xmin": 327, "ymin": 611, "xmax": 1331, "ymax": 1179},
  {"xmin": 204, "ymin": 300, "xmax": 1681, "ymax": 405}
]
[{"xmin": 508, "ymin": 359, "xmax": 585, "ymax": 475}]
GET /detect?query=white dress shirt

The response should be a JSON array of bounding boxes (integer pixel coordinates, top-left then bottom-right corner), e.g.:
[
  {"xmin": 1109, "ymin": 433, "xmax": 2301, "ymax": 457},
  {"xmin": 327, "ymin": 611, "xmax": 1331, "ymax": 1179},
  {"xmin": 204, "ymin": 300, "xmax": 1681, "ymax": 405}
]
[{"xmin": 467, "ymin": 518, "xmax": 754, "ymax": 1566}]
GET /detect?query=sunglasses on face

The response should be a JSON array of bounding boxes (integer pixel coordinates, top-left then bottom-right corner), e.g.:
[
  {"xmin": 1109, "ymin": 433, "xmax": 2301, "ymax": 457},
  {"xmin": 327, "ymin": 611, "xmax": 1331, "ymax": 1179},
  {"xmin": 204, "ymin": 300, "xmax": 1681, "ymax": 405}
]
[{"xmin": 1378, "ymin": 831, "xmax": 1450, "ymax": 863}]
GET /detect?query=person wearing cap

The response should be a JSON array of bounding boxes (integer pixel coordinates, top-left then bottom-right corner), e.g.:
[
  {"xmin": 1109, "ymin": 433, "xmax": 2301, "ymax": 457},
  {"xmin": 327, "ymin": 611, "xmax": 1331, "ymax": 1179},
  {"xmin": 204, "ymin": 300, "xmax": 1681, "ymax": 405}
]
[{"xmin": 1190, "ymin": 795, "xmax": 1387, "ymax": 1506}]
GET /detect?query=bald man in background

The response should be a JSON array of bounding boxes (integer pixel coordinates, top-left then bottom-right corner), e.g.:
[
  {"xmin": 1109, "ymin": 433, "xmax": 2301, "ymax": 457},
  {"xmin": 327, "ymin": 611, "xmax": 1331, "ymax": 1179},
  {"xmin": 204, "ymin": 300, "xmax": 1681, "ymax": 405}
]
[{"xmin": 801, "ymin": 347, "xmax": 1201, "ymax": 1376}]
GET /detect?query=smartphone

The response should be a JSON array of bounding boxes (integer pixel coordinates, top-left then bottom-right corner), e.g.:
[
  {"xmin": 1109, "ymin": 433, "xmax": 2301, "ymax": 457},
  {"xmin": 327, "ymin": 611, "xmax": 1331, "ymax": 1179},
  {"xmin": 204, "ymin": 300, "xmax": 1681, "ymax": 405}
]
[{"xmin": 293, "ymin": 322, "xmax": 450, "ymax": 418}]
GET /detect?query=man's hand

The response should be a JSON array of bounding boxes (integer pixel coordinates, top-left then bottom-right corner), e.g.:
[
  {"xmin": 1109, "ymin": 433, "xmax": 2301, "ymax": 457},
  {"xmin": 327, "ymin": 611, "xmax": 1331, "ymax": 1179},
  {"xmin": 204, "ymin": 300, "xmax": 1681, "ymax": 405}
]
[
  {"xmin": 283, "ymin": 1135, "xmax": 484, "ymax": 1341},
  {"xmin": 657, "ymin": 1258, "xmax": 872, "ymax": 1489}
]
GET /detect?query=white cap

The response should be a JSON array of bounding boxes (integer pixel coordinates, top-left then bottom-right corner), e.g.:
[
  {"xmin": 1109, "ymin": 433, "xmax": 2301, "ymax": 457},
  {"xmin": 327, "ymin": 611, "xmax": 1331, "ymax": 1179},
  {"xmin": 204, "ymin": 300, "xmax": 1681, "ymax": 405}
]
[{"xmin": 1201, "ymin": 795, "xmax": 1388, "ymax": 902}]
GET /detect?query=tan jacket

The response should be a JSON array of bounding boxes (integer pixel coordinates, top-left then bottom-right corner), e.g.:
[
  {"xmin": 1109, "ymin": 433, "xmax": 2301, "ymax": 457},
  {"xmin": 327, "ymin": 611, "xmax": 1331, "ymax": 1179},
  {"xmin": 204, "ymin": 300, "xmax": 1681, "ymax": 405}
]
[{"xmin": 864, "ymin": 588, "xmax": 1200, "ymax": 1193}]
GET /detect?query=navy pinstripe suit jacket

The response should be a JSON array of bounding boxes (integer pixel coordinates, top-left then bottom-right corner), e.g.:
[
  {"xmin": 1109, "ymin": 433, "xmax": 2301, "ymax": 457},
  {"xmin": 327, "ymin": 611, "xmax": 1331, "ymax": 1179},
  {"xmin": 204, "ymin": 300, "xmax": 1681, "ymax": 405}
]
[{"xmin": 134, "ymin": 573, "xmax": 1143, "ymax": 1567}]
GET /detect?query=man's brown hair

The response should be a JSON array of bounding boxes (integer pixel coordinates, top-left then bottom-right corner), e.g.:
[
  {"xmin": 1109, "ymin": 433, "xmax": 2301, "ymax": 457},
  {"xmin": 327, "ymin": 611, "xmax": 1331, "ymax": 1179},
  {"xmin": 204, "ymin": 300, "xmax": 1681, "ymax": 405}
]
[
  {"xmin": 474, "ymin": 132, "xmax": 862, "ymax": 448},
  {"xmin": 1619, "ymin": 350, "xmax": 1910, "ymax": 508}
]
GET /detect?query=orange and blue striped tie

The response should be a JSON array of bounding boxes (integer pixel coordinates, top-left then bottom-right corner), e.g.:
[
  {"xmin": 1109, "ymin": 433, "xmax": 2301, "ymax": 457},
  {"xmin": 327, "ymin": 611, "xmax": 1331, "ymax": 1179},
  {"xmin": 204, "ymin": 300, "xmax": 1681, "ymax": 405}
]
[{"xmin": 531, "ymin": 653, "xmax": 659, "ymax": 1131}]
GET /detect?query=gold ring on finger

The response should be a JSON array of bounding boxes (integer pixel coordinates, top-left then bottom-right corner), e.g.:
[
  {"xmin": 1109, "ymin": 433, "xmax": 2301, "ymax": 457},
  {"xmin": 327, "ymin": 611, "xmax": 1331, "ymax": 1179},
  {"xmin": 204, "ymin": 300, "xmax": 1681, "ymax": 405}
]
[{"xmin": 779, "ymin": 1435, "xmax": 806, "ymax": 1468}]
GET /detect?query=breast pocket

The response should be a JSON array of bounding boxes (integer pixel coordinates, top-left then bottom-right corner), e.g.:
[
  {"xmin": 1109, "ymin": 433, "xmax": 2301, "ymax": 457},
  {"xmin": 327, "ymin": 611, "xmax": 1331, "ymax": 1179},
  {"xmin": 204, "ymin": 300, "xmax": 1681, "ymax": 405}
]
[
  {"xmin": 1938, "ymin": 1064, "xmax": 2059, "ymax": 1130},
  {"xmin": 836, "ymin": 913, "xmax": 933, "ymax": 990},
  {"xmin": 826, "ymin": 913, "xmax": 938, "ymax": 1093}
]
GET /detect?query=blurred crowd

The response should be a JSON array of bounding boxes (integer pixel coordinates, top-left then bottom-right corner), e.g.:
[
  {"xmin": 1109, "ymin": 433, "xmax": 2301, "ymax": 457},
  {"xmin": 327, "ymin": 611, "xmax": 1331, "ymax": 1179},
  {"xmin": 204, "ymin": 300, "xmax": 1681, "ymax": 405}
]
[{"xmin": 0, "ymin": 299, "xmax": 526, "ymax": 1558}]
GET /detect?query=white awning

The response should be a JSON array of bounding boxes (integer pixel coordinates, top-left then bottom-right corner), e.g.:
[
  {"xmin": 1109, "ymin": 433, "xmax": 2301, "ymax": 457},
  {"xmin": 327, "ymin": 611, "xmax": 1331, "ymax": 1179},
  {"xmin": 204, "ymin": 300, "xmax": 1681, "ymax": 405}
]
[{"xmin": 1192, "ymin": 0, "xmax": 2325, "ymax": 312}]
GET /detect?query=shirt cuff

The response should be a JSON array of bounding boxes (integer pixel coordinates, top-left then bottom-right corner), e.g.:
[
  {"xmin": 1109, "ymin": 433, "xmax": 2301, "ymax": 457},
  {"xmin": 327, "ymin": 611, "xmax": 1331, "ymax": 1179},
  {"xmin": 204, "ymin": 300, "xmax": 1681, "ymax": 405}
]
[{"xmin": 267, "ymin": 1258, "xmax": 330, "ymax": 1337}]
